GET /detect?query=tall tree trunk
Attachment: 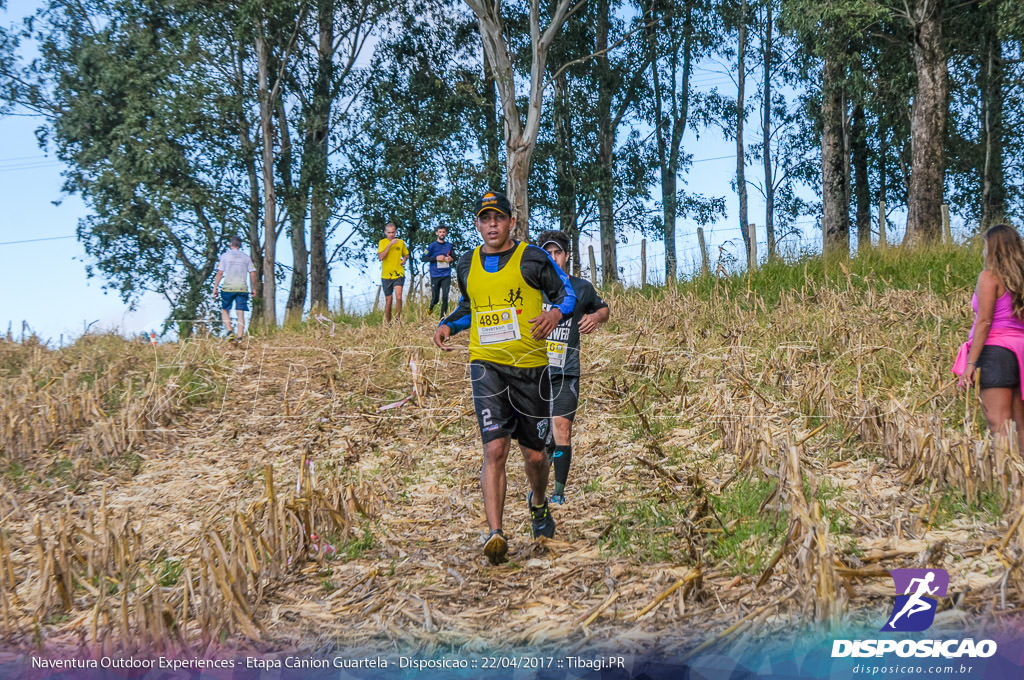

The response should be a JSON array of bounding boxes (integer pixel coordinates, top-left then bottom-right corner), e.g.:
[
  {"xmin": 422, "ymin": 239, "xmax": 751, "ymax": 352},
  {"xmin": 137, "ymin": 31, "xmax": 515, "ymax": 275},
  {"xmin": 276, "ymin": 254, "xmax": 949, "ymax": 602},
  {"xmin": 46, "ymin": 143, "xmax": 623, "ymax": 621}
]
[
  {"xmin": 646, "ymin": 1, "xmax": 691, "ymax": 283},
  {"xmin": 761, "ymin": 0, "xmax": 775, "ymax": 257},
  {"xmin": 980, "ymin": 6, "xmax": 1004, "ymax": 229},
  {"xmin": 736, "ymin": 0, "xmax": 750, "ymax": 264},
  {"xmin": 904, "ymin": 0, "xmax": 946, "ymax": 246},
  {"xmin": 482, "ymin": 48, "xmax": 503, "ymax": 191},
  {"xmin": 822, "ymin": 55, "xmax": 849, "ymax": 257},
  {"xmin": 236, "ymin": 44, "xmax": 264, "ymax": 321},
  {"xmin": 505, "ymin": 146, "xmax": 534, "ymax": 239},
  {"xmin": 309, "ymin": 0, "xmax": 333, "ymax": 310},
  {"xmin": 239, "ymin": 112, "xmax": 263, "ymax": 315},
  {"xmin": 467, "ymin": 0, "xmax": 578, "ymax": 241},
  {"xmin": 851, "ymin": 102, "xmax": 871, "ymax": 250},
  {"xmin": 595, "ymin": 0, "xmax": 616, "ymax": 284},
  {"xmin": 553, "ymin": 74, "xmax": 580, "ymax": 275},
  {"xmin": 256, "ymin": 33, "xmax": 278, "ymax": 325},
  {"xmin": 281, "ymin": 102, "xmax": 308, "ymax": 323}
]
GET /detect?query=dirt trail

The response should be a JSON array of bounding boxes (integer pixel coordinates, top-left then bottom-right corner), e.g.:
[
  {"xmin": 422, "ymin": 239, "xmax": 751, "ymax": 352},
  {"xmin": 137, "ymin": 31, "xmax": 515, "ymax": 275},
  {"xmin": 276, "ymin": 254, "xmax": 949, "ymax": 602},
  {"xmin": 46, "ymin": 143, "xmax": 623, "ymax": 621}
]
[{"xmin": 3, "ymin": 288, "xmax": 1023, "ymax": 654}]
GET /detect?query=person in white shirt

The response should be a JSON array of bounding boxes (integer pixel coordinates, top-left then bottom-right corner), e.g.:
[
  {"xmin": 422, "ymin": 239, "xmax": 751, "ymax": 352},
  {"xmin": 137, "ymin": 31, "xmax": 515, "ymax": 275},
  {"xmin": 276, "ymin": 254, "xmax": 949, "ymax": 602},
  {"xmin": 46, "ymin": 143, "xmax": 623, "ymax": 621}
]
[{"xmin": 212, "ymin": 236, "xmax": 258, "ymax": 341}]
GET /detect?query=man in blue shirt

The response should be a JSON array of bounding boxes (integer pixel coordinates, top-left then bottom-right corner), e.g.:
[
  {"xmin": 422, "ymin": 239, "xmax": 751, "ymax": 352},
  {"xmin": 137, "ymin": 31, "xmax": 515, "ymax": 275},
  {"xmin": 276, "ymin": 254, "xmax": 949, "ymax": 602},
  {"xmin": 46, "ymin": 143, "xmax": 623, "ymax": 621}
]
[{"xmin": 421, "ymin": 226, "xmax": 455, "ymax": 316}]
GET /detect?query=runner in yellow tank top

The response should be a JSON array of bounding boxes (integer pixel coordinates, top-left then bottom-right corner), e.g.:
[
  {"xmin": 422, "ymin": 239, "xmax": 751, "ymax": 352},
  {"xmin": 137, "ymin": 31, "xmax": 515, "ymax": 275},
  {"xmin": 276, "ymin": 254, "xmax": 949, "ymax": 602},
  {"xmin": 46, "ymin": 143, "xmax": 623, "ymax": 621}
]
[{"xmin": 433, "ymin": 191, "xmax": 576, "ymax": 564}]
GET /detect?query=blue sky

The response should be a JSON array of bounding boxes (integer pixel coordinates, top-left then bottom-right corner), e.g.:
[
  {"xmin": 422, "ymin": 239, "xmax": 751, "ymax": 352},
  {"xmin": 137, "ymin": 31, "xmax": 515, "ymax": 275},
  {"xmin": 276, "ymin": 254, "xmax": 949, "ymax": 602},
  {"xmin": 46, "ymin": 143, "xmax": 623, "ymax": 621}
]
[{"xmin": 0, "ymin": 0, "xmax": 826, "ymax": 344}]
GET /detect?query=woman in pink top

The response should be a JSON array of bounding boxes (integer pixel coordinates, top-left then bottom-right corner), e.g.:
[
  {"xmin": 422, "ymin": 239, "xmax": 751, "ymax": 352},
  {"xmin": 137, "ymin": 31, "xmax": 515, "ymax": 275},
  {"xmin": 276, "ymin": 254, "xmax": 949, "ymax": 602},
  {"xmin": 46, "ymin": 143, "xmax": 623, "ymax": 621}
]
[{"xmin": 954, "ymin": 224, "xmax": 1024, "ymax": 451}]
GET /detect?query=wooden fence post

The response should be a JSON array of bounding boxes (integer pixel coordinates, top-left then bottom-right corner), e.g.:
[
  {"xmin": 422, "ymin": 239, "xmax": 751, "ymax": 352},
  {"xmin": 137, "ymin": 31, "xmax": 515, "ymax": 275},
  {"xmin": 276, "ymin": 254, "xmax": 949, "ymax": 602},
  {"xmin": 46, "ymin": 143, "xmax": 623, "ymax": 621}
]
[
  {"xmin": 338, "ymin": 286, "xmax": 344, "ymax": 314},
  {"xmin": 942, "ymin": 203, "xmax": 951, "ymax": 244},
  {"xmin": 640, "ymin": 239, "xmax": 647, "ymax": 287},
  {"xmin": 698, "ymin": 227, "xmax": 709, "ymax": 276},
  {"xmin": 588, "ymin": 245, "xmax": 597, "ymax": 286},
  {"xmin": 748, "ymin": 223, "xmax": 758, "ymax": 271},
  {"xmin": 879, "ymin": 200, "xmax": 887, "ymax": 249},
  {"xmin": 373, "ymin": 285, "xmax": 382, "ymax": 313}
]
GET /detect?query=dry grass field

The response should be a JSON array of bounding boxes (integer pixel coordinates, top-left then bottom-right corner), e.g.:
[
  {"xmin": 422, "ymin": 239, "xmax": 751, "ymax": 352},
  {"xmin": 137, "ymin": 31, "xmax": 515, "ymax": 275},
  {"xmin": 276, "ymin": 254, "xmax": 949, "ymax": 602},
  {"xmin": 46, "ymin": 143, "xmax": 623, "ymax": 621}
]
[{"xmin": 1, "ymin": 246, "xmax": 1023, "ymax": 658}]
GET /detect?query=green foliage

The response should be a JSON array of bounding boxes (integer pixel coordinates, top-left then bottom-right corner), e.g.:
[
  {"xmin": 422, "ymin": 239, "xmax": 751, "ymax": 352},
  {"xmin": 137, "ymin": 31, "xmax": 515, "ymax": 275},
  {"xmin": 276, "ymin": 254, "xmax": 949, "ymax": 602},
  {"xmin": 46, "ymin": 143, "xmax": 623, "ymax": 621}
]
[
  {"xmin": 709, "ymin": 478, "xmax": 789, "ymax": 574},
  {"xmin": 345, "ymin": 4, "xmax": 485, "ymax": 277},
  {"xmin": 339, "ymin": 525, "xmax": 377, "ymax": 560},
  {"xmin": 157, "ymin": 558, "xmax": 185, "ymax": 587},
  {"xmin": 601, "ymin": 492, "xmax": 693, "ymax": 562},
  {"xmin": 25, "ymin": 1, "xmax": 246, "ymax": 334},
  {"xmin": 675, "ymin": 242, "xmax": 979, "ymax": 305},
  {"xmin": 931, "ymin": 489, "xmax": 1004, "ymax": 527}
]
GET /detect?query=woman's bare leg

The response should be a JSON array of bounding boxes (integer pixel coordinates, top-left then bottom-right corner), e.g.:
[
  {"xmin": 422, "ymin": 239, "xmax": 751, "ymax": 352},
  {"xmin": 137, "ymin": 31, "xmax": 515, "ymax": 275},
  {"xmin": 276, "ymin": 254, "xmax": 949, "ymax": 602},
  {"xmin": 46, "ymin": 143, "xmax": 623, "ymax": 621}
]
[
  {"xmin": 980, "ymin": 386, "xmax": 1014, "ymax": 446},
  {"xmin": 1011, "ymin": 387, "xmax": 1024, "ymax": 454}
]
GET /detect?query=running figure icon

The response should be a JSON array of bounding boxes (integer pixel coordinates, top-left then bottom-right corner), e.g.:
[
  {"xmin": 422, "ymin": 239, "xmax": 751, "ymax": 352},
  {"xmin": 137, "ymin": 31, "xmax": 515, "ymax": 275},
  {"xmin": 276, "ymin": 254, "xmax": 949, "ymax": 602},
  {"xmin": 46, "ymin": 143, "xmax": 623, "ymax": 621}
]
[
  {"xmin": 885, "ymin": 573, "xmax": 938, "ymax": 629},
  {"xmin": 881, "ymin": 569, "xmax": 948, "ymax": 632}
]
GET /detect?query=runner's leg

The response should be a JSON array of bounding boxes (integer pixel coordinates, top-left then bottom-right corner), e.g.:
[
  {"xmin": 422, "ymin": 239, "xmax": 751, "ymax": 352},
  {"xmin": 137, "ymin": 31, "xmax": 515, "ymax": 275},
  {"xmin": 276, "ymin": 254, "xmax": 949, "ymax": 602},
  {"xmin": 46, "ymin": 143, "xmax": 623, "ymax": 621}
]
[
  {"xmin": 482, "ymin": 437, "xmax": 510, "ymax": 532},
  {"xmin": 394, "ymin": 285, "xmax": 404, "ymax": 320},
  {"xmin": 429, "ymin": 277, "xmax": 441, "ymax": 314},
  {"xmin": 383, "ymin": 294, "xmax": 393, "ymax": 323},
  {"xmin": 221, "ymin": 308, "xmax": 232, "ymax": 335},
  {"xmin": 439, "ymin": 277, "xmax": 451, "ymax": 317},
  {"xmin": 521, "ymin": 443, "xmax": 550, "ymax": 507}
]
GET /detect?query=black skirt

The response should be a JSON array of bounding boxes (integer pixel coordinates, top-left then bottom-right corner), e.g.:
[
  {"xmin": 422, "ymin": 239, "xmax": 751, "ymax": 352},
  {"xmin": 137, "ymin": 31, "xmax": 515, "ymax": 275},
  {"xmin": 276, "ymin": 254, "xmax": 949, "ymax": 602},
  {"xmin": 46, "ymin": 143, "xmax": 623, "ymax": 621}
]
[{"xmin": 977, "ymin": 345, "xmax": 1020, "ymax": 389}]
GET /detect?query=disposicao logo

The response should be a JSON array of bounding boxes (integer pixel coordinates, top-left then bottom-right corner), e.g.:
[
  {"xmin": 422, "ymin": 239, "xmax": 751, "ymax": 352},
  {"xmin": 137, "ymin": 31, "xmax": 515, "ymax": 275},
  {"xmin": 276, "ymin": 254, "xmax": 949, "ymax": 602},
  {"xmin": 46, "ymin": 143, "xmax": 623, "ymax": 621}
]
[
  {"xmin": 882, "ymin": 568, "xmax": 948, "ymax": 632},
  {"xmin": 831, "ymin": 568, "xmax": 997, "ymax": 659}
]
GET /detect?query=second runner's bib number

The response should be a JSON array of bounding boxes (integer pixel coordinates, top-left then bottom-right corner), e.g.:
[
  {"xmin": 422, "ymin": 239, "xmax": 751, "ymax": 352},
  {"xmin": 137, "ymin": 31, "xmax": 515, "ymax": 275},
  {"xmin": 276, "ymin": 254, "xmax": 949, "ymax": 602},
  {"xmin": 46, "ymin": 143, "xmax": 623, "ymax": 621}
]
[
  {"xmin": 546, "ymin": 340, "xmax": 567, "ymax": 368},
  {"xmin": 476, "ymin": 308, "xmax": 520, "ymax": 344}
]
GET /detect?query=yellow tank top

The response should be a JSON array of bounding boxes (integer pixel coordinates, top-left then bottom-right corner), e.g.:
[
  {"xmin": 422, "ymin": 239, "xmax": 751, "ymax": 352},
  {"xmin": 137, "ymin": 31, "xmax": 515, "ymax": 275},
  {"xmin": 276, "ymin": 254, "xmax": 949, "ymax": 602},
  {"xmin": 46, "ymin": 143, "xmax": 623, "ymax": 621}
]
[{"xmin": 467, "ymin": 242, "xmax": 547, "ymax": 367}]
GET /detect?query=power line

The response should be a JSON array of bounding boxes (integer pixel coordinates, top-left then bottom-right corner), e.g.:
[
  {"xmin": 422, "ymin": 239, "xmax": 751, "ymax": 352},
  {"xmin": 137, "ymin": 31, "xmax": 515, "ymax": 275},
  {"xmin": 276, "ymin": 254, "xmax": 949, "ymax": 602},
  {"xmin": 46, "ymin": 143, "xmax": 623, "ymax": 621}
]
[{"xmin": 0, "ymin": 235, "xmax": 75, "ymax": 246}]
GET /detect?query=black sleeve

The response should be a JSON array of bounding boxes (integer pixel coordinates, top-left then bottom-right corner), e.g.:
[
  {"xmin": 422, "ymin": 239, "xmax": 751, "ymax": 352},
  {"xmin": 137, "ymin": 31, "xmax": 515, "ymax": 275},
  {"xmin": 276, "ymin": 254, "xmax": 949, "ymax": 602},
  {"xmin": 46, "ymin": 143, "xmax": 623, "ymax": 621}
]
[{"xmin": 580, "ymin": 281, "xmax": 608, "ymax": 314}]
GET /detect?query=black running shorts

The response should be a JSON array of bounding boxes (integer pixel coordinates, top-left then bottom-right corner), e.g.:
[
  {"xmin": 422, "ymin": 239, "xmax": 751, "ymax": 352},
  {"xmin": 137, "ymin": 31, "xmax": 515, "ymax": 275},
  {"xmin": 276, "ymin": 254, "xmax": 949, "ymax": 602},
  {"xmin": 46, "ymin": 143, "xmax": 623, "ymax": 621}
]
[
  {"xmin": 549, "ymin": 374, "xmax": 579, "ymax": 422},
  {"xmin": 977, "ymin": 345, "xmax": 1020, "ymax": 389},
  {"xmin": 381, "ymin": 277, "xmax": 405, "ymax": 296},
  {"xmin": 470, "ymin": 360, "xmax": 551, "ymax": 451}
]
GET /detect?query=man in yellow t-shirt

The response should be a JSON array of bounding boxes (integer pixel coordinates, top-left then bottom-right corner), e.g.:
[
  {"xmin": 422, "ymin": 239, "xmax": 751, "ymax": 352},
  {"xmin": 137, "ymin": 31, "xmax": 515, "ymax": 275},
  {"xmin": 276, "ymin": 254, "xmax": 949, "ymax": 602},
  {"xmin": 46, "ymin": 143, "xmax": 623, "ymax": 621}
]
[
  {"xmin": 432, "ymin": 191, "xmax": 576, "ymax": 565},
  {"xmin": 377, "ymin": 221, "xmax": 409, "ymax": 323}
]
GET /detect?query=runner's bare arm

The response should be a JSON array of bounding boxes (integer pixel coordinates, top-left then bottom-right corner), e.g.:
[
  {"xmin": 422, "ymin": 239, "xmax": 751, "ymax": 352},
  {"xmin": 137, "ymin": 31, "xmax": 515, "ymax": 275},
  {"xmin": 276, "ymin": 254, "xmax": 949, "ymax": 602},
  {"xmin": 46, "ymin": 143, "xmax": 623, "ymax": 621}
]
[{"xmin": 579, "ymin": 306, "xmax": 610, "ymax": 334}]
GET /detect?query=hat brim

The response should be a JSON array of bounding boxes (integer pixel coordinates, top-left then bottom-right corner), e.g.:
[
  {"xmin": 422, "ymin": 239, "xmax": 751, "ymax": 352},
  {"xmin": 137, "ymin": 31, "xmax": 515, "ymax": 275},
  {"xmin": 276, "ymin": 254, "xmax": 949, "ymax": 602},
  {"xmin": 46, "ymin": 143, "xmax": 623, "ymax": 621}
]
[
  {"xmin": 475, "ymin": 207, "xmax": 509, "ymax": 217},
  {"xmin": 540, "ymin": 240, "xmax": 566, "ymax": 252}
]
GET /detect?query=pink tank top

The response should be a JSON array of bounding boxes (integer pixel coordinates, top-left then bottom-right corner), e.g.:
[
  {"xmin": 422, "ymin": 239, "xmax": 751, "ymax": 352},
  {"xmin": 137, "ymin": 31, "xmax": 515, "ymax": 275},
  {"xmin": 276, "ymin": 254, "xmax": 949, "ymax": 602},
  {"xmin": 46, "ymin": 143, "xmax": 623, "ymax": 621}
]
[
  {"xmin": 969, "ymin": 291, "xmax": 1024, "ymax": 338},
  {"xmin": 954, "ymin": 290, "xmax": 1024, "ymax": 393}
]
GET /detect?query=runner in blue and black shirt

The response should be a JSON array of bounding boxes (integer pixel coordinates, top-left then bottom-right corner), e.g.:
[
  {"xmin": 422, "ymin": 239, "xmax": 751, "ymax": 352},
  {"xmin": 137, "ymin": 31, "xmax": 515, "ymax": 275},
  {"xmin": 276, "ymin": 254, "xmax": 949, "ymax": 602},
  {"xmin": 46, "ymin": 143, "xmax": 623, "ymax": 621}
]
[
  {"xmin": 536, "ymin": 230, "xmax": 610, "ymax": 505},
  {"xmin": 421, "ymin": 226, "xmax": 455, "ymax": 316}
]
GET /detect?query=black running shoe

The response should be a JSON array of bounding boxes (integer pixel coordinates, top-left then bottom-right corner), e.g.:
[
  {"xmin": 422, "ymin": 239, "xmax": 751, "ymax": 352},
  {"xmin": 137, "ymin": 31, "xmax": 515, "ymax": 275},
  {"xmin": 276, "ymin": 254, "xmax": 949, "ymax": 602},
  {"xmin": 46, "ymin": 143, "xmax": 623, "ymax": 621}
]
[
  {"xmin": 528, "ymin": 492, "xmax": 555, "ymax": 539},
  {"xmin": 483, "ymin": 529, "xmax": 508, "ymax": 565}
]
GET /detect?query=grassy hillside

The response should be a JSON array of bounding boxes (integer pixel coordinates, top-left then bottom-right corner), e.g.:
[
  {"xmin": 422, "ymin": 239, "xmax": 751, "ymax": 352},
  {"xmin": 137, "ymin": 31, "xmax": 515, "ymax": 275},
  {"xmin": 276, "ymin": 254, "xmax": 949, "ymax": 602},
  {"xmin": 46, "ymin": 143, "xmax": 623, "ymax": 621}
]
[{"xmin": 1, "ymin": 243, "xmax": 1022, "ymax": 654}]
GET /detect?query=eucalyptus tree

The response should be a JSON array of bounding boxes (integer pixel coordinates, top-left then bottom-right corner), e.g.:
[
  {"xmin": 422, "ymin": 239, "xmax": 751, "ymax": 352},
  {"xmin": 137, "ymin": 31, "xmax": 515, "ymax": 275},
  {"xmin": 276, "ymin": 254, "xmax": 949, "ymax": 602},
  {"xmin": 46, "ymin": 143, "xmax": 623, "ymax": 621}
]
[
  {"xmin": 463, "ymin": 0, "xmax": 585, "ymax": 239},
  {"xmin": 532, "ymin": 11, "xmax": 601, "ymax": 274},
  {"xmin": 640, "ymin": 0, "xmax": 727, "ymax": 279},
  {"xmin": 344, "ymin": 2, "xmax": 485, "ymax": 281},
  {"xmin": 4, "ymin": 0, "xmax": 257, "ymax": 336}
]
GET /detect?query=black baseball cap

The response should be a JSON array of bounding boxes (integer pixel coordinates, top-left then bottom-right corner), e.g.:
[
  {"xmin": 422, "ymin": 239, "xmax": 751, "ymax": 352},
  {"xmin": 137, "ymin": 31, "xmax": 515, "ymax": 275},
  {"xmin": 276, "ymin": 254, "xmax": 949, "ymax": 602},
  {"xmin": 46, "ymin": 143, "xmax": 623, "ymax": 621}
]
[
  {"xmin": 474, "ymin": 191, "xmax": 512, "ymax": 217},
  {"xmin": 537, "ymin": 230, "xmax": 569, "ymax": 253}
]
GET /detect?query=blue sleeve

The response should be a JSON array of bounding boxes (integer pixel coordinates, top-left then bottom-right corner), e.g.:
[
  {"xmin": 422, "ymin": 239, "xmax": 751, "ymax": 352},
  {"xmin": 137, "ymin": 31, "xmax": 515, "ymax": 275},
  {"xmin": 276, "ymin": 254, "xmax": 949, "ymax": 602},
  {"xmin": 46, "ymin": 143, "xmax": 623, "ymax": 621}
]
[
  {"xmin": 544, "ymin": 249, "xmax": 576, "ymax": 316},
  {"xmin": 439, "ymin": 253, "xmax": 472, "ymax": 333},
  {"xmin": 441, "ymin": 299, "xmax": 472, "ymax": 334}
]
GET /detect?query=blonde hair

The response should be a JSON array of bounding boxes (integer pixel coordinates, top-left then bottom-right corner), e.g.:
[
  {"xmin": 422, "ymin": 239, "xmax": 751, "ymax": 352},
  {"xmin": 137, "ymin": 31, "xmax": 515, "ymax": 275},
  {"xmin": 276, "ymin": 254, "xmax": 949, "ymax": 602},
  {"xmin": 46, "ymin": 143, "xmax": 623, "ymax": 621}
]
[{"xmin": 984, "ymin": 224, "xmax": 1024, "ymax": 318}]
